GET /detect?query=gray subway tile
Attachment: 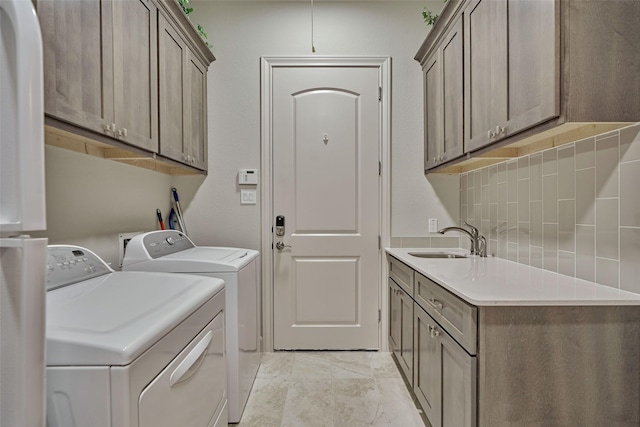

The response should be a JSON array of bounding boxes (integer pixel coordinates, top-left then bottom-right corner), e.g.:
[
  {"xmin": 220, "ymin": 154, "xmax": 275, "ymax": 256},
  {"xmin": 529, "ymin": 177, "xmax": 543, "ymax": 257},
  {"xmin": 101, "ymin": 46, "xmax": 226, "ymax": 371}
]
[
  {"xmin": 489, "ymin": 166, "xmax": 498, "ymax": 203},
  {"xmin": 620, "ymin": 227, "xmax": 640, "ymax": 294},
  {"xmin": 530, "ymin": 246, "xmax": 543, "ymax": 269},
  {"xmin": 575, "ymin": 168, "xmax": 595, "ymax": 225},
  {"xmin": 543, "ymin": 148, "xmax": 557, "ymax": 175},
  {"xmin": 595, "ymin": 133, "xmax": 619, "ymax": 198},
  {"xmin": 518, "ymin": 157, "xmax": 529, "ymax": 179},
  {"xmin": 576, "ymin": 225, "xmax": 595, "ymax": 282},
  {"xmin": 530, "ymin": 201, "xmax": 543, "ymax": 247},
  {"xmin": 518, "ymin": 179, "xmax": 530, "ymax": 222},
  {"xmin": 596, "ymin": 257, "xmax": 619, "ymax": 289},
  {"xmin": 558, "ymin": 145, "xmax": 575, "ymax": 200},
  {"xmin": 543, "ymin": 174, "xmax": 558, "ymax": 223},
  {"xmin": 508, "ymin": 203, "xmax": 518, "ymax": 243},
  {"xmin": 498, "ymin": 182, "xmax": 507, "ymax": 222},
  {"xmin": 507, "ymin": 160, "xmax": 518, "ymax": 203},
  {"xmin": 518, "ymin": 222, "xmax": 530, "ymax": 265},
  {"xmin": 575, "ymin": 136, "xmax": 595, "ymax": 170},
  {"xmin": 401, "ymin": 237, "xmax": 431, "ymax": 248},
  {"xmin": 497, "ymin": 162, "xmax": 507, "ymax": 184},
  {"xmin": 543, "ymin": 223, "xmax": 558, "ymax": 272},
  {"xmin": 530, "ymin": 154, "xmax": 543, "ymax": 202},
  {"xmin": 558, "ymin": 251, "xmax": 576, "ymax": 277},
  {"xmin": 620, "ymin": 160, "xmax": 640, "ymax": 227},
  {"xmin": 620, "ymin": 123, "xmax": 640, "ymax": 163},
  {"xmin": 390, "ymin": 237, "xmax": 402, "ymax": 248},
  {"xmin": 595, "ymin": 198, "xmax": 619, "ymax": 260},
  {"xmin": 558, "ymin": 200, "xmax": 575, "ymax": 252}
]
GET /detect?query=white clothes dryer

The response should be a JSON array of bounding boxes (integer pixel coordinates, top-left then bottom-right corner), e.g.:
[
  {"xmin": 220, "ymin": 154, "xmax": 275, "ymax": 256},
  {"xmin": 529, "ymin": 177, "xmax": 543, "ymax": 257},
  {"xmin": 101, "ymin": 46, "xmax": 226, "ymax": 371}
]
[
  {"xmin": 122, "ymin": 230, "xmax": 261, "ymax": 423},
  {"xmin": 45, "ymin": 245, "xmax": 227, "ymax": 427}
]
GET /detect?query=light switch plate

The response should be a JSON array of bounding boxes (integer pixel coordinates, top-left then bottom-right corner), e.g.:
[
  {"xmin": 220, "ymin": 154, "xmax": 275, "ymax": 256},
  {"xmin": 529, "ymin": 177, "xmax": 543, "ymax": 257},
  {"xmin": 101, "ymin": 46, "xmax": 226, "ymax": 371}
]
[
  {"xmin": 241, "ymin": 189, "xmax": 257, "ymax": 205},
  {"xmin": 428, "ymin": 218, "xmax": 438, "ymax": 233}
]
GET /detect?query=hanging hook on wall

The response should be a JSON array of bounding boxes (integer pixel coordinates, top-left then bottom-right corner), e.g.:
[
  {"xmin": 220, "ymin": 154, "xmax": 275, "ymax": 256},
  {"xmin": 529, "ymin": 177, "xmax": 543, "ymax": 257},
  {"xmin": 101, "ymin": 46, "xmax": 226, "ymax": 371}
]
[{"xmin": 311, "ymin": 0, "xmax": 316, "ymax": 53}]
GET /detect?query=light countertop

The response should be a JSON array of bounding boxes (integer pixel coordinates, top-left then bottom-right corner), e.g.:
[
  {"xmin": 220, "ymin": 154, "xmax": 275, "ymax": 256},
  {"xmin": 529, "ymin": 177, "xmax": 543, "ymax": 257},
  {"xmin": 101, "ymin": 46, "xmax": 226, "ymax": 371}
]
[{"xmin": 386, "ymin": 248, "xmax": 640, "ymax": 306}]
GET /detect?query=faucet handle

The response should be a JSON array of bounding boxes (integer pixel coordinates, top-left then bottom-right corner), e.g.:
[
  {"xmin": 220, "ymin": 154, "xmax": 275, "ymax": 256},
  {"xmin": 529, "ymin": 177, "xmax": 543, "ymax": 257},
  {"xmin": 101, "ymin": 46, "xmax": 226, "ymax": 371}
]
[{"xmin": 463, "ymin": 221, "xmax": 479, "ymax": 236}]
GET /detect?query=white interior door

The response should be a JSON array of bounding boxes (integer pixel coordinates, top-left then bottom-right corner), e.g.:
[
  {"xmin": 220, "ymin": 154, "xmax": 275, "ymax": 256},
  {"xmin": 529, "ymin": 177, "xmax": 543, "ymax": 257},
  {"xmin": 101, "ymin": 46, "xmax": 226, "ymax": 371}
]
[{"xmin": 272, "ymin": 65, "xmax": 381, "ymax": 350}]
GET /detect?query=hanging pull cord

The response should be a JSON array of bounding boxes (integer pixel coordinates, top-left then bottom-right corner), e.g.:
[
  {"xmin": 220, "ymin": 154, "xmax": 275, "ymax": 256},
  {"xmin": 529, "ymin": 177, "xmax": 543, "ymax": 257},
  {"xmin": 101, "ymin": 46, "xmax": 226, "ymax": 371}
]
[{"xmin": 311, "ymin": 0, "xmax": 316, "ymax": 53}]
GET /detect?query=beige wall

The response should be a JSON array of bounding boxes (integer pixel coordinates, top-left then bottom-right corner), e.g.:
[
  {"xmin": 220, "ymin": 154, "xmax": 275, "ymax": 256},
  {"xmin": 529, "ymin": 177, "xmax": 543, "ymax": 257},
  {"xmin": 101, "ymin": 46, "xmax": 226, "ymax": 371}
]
[
  {"xmin": 460, "ymin": 123, "xmax": 640, "ymax": 293},
  {"xmin": 186, "ymin": 0, "xmax": 459, "ymax": 249},
  {"xmin": 37, "ymin": 1, "xmax": 459, "ymax": 265}
]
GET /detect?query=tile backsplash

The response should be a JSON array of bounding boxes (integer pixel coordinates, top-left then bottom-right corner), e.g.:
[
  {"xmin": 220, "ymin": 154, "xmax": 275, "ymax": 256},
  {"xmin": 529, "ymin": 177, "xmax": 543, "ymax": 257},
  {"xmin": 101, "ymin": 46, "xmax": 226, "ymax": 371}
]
[{"xmin": 460, "ymin": 123, "xmax": 640, "ymax": 294}]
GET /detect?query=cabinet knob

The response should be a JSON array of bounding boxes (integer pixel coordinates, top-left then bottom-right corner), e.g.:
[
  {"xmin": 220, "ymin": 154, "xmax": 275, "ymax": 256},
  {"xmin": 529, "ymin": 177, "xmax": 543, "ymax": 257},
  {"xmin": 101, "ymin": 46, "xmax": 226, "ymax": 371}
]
[
  {"xmin": 496, "ymin": 125, "xmax": 506, "ymax": 135},
  {"xmin": 103, "ymin": 123, "xmax": 116, "ymax": 134},
  {"xmin": 117, "ymin": 128, "xmax": 128, "ymax": 138}
]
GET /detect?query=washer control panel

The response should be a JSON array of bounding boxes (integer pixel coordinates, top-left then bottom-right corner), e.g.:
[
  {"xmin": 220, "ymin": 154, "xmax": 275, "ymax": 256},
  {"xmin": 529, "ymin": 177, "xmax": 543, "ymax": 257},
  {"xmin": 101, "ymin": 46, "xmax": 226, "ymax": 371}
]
[
  {"xmin": 142, "ymin": 230, "xmax": 195, "ymax": 258},
  {"xmin": 46, "ymin": 246, "xmax": 112, "ymax": 291}
]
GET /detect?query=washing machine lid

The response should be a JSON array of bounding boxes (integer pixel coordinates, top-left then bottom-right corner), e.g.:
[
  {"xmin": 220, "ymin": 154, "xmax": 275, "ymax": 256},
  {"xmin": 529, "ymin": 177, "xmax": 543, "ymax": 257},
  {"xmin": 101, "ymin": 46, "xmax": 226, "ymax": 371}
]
[
  {"xmin": 122, "ymin": 230, "xmax": 259, "ymax": 273},
  {"xmin": 46, "ymin": 271, "xmax": 224, "ymax": 366}
]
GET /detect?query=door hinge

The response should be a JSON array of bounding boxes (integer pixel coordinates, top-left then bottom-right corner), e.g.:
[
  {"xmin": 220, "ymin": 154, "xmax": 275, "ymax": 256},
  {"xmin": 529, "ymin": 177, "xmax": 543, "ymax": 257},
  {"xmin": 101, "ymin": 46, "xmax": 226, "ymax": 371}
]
[
  {"xmin": 378, "ymin": 86, "xmax": 382, "ymax": 101},
  {"xmin": 378, "ymin": 309, "xmax": 382, "ymax": 322},
  {"xmin": 378, "ymin": 235, "xmax": 381, "ymax": 250},
  {"xmin": 378, "ymin": 161, "xmax": 381, "ymax": 176}
]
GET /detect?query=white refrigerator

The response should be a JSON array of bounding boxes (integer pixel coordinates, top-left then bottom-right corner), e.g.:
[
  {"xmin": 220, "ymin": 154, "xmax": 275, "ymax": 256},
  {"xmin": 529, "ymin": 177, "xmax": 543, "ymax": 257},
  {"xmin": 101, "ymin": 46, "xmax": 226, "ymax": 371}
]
[{"xmin": 0, "ymin": 0, "xmax": 47, "ymax": 426}]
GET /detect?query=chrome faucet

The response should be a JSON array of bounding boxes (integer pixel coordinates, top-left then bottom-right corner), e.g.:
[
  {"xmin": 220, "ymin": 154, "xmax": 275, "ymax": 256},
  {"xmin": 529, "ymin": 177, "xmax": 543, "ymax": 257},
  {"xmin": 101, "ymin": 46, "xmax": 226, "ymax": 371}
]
[{"xmin": 438, "ymin": 221, "xmax": 487, "ymax": 257}]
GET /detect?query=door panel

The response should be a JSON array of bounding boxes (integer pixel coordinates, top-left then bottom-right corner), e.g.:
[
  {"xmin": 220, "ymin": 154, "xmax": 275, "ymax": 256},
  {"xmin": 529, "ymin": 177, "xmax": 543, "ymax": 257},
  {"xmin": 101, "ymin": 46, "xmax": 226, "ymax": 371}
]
[
  {"xmin": 40, "ymin": 0, "xmax": 114, "ymax": 131},
  {"xmin": 113, "ymin": 0, "xmax": 158, "ymax": 151},
  {"xmin": 272, "ymin": 66, "xmax": 380, "ymax": 350}
]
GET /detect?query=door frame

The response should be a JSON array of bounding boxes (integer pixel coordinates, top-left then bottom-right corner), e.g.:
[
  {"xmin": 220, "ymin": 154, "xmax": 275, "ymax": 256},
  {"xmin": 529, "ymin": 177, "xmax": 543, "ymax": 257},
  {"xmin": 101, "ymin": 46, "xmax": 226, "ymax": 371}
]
[{"xmin": 260, "ymin": 56, "xmax": 391, "ymax": 352}]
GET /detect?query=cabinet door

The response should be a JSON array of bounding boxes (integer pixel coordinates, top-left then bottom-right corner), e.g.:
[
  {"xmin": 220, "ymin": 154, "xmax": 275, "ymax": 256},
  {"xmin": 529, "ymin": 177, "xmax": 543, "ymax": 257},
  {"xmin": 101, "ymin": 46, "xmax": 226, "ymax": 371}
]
[
  {"xmin": 112, "ymin": 0, "xmax": 158, "ymax": 151},
  {"xmin": 506, "ymin": 0, "xmax": 558, "ymax": 135},
  {"xmin": 415, "ymin": 304, "xmax": 477, "ymax": 427},
  {"xmin": 388, "ymin": 280, "xmax": 401, "ymax": 357},
  {"xmin": 399, "ymin": 286, "xmax": 414, "ymax": 383},
  {"xmin": 39, "ymin": 0, "xmax": 114, "ymax": 133},
  {"xmin": 389, "ymin": 279, "xmax": 413, "ymax": 383},
  {"xmin": 441, "ymin": 16, "xmax": 464, "ymax": 164},
  {"xmin": 439, "ymin": 322, "xmax": 476, "ymax": 427},
  {"xmin": 464, "ymin": 0, "xmax": 507, "ymax": 152},
  {"xmin": 158, "ymin": 14, "xmax": 187, "ymax": 163},
  {"xmin": 424, "ymin": 53, "xmax": 441, "ymax": 170},
  {"xmin": 424, "ymin": 16, "xmax": 463, "ymax": 171},
  {"xmin": 185, "ymin": 53, "xmax": 207, "ymax": 170},
  {"xmin": 414, "ymin": 305, "xmax": 442, "ymax": 427}
]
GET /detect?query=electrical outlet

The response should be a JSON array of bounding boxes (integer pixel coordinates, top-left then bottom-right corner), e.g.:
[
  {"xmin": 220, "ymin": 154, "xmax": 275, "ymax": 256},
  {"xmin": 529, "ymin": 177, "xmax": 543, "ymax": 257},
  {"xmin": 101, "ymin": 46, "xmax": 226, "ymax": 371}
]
[
  {"xmin": 118, "ymin": 232, "xmax": 143, "ymax": 270},
  {"xmin": 428, "ymin": 218, "xmax": 438, "ymax": 233}
]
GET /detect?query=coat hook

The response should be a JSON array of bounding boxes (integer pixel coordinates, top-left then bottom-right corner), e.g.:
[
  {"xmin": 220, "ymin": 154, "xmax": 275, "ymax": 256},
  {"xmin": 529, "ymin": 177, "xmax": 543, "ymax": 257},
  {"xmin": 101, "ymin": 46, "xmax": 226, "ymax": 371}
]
[{"xmin": 323, "ymin": 133, "xmax": 329, "ymax": 144}]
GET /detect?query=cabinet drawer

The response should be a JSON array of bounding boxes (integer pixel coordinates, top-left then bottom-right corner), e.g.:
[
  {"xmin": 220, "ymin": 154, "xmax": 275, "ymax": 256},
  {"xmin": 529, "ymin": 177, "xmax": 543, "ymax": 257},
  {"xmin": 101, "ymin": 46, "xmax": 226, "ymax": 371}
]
[
  {"xmin": 389, "ymin": 256, "xmax": 414, "ymax": 297},
  {"xmin": 415, "ymin": 272, "xmax": 477, "ymax": 355}
]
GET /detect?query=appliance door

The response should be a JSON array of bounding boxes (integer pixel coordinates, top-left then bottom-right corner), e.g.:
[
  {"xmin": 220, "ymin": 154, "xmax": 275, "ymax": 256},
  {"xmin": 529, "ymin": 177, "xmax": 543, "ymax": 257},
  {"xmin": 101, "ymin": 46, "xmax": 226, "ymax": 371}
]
[
  {"xmin": 138, "ymin": 310, "xmax": 226, "ymax": 427},
  {"xmin": 0, "ymin": 0, "xmax": 46, "ymax": 233},
  {"xmin": 0, "ymin": 237, "xmax": 47, "ymax": 427}
]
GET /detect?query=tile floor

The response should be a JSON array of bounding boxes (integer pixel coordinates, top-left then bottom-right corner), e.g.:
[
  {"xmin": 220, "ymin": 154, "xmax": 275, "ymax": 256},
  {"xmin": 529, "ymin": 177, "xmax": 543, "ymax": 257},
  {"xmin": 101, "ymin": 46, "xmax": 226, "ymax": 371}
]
[{"xmin": 236, "ymin": 351, "xmax": 427, "ymax": 427}]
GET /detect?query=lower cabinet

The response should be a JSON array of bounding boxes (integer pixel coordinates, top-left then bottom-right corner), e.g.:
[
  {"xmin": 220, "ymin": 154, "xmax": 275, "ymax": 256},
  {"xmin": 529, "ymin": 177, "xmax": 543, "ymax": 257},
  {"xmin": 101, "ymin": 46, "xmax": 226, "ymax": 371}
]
[
  {"xmin": 389, "ymin": 278, "xmax": 413, "ymax": 383},
  {"xmin": 414, "ymin": 304, "xmax": 476, "ymax": 427},
  {"xmin": 389, "ymin": 256, "xmax": 476, "ymax": 427}
]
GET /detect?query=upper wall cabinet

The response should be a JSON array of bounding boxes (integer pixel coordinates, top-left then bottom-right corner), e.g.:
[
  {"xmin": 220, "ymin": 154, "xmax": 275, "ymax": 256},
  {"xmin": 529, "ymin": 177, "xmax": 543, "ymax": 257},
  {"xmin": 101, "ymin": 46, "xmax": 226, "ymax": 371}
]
[
  {"xmin": 424, "ymin": 15, "xmax": 464, "ymax": 170},
  {"xmin": 40, "ymin": 0, "xmax": 158, "ymax": 152},
  {"xmin": 416, "ymin": 0, "xmax": 640, "ymax": 173},
  {"xmin": 38, "ymin": 0, "xmax": 215, "ymax": 174},
  {"xmin": 464, "ymin": 0, "xmax": 557, "ymax": 152},
  {"xmin": 158, "ymin": 14, "xmax": 208, "ymax": 170}
]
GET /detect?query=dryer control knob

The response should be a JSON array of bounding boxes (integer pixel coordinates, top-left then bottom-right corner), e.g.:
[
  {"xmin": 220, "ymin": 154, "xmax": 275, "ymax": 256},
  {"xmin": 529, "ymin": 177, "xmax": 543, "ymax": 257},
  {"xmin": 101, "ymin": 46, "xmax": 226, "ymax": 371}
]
[{"xmin": 166, "ymin": 236, "xmax": 175, "ymax": 245}]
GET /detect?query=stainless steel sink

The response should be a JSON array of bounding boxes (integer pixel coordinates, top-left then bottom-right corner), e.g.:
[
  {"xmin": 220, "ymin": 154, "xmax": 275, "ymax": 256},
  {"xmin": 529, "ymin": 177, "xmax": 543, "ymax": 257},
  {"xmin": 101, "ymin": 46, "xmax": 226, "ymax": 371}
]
[{"xmin": 408, "ymin": 252, "xmax": 467, "ymax": 259}]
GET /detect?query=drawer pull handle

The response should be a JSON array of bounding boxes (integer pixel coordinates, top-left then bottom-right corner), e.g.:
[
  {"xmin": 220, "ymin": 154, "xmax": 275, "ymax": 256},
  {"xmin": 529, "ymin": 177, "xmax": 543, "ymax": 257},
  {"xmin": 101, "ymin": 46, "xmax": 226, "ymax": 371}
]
[{"xmin": 428, "ymin": 298, "xmax": 443, "ymax": 311}]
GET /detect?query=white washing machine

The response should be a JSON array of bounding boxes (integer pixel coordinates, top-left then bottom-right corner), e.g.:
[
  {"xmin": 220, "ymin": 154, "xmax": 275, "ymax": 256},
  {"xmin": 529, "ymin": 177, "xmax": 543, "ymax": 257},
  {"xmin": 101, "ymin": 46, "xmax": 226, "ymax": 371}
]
[
  {"xmin": 45, "ymin": 245, "xmax": 227, "ymax": 427},
  {"xmin": 122, "ymin": 230, "xmax": 261, "ymax": 423}
]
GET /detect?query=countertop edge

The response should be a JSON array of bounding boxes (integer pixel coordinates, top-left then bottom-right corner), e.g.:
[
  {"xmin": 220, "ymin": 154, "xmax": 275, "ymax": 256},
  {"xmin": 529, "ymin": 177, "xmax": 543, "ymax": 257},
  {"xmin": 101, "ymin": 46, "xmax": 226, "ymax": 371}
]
[{"xmin": 386, "ymin": 248, "xmax": 640, "ymax": 307}]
